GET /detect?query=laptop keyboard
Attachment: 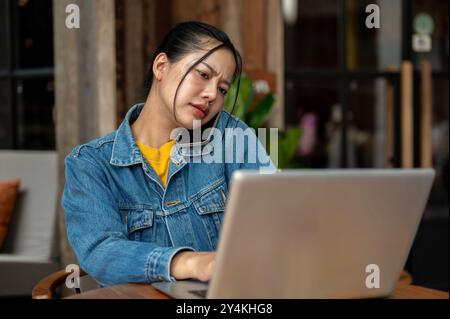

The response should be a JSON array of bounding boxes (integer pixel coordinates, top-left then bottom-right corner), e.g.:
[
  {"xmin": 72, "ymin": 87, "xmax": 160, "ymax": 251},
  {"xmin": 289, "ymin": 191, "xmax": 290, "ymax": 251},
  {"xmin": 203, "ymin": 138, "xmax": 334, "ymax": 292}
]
[{"xmin": 189, "ymin": 289, "xmax": 208, "ymax": 298}]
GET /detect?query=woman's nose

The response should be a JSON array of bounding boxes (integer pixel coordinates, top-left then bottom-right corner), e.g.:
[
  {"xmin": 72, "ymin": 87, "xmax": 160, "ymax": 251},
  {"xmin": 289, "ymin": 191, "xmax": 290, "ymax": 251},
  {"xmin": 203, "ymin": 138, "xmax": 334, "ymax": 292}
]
[{"xmin": 201, "ymin": 82, "xmax": 217, "ymax": 103}]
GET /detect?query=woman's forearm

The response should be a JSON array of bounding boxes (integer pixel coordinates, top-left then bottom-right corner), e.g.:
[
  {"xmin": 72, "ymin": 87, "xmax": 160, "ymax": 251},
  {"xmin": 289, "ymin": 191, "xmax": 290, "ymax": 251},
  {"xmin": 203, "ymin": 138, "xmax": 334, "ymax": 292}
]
[{"xmin": 170, "ymin": 251, "xmax": 216, "ymax": 281}]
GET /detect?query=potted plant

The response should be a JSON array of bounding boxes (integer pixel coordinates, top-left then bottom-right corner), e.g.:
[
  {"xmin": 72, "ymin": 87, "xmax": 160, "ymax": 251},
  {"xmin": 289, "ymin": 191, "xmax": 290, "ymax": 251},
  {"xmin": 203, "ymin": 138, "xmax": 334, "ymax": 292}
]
[{"xmin": 224, "ymin": 74, "xmax": 301, "ymax": 169}]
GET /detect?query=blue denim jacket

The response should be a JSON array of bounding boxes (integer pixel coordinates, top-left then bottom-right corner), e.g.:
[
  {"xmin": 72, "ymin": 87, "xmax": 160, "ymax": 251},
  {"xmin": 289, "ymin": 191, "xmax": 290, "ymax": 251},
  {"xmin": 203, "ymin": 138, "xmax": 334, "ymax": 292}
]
[{"xmin": 62, "ymin": 103, "xmax": 274, "ymax": 286}]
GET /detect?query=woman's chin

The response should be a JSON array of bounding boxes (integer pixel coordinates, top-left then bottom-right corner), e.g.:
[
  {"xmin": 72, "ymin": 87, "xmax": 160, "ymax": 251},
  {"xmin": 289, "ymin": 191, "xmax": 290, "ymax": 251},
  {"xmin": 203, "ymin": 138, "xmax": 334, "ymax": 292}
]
[{"xmin": 177, "ymin": 115, "xmax": 206, "ymax": 129}]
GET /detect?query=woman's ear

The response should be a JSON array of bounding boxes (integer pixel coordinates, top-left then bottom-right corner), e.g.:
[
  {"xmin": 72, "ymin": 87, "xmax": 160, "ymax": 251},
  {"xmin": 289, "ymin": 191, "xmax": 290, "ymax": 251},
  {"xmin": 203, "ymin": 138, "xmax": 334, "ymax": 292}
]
[{"xmin": 153, "ymin": 53, "xmax": 169, "ymax": 81}]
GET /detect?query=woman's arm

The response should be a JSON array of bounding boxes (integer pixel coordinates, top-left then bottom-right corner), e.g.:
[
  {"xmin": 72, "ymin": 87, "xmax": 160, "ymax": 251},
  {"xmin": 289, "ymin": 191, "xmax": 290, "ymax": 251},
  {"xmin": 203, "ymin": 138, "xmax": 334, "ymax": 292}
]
[
  {"xmin": 170, "ymin": 251, "xmax": 216, "ymax": 282},
  {"xmin": 62, "ymin": 153, "xmax": 195, "ymax": 286}
]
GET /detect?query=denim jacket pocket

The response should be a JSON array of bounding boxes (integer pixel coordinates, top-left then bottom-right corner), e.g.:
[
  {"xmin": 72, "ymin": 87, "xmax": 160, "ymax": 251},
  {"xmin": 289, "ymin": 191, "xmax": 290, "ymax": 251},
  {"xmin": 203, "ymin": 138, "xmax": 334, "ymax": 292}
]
[
  {"xmin": 192, "ymin": 182, "xmax": 227, "ymax": 215},
  {"xmin": 124, "ymin": 209, "xmax": 154, "ymax": 241},
  {"xmin": 191, "ymin": 181, "xmax": 227, "ymax": 249}
]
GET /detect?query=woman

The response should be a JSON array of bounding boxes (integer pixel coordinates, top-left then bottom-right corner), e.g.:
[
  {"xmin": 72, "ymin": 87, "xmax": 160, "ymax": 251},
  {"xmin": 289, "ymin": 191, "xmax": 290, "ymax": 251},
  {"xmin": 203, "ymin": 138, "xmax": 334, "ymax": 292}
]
[{"xmin": 62, "ymin": 21, "xmax": 274, "ymax": 286}]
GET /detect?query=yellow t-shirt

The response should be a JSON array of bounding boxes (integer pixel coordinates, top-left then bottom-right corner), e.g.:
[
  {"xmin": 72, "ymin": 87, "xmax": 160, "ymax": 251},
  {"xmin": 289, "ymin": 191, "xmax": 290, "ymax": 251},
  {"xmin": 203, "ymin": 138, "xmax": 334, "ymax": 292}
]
[{"xmin": 137, "ymin": 139, "xmax": 176, "ymax": 188}]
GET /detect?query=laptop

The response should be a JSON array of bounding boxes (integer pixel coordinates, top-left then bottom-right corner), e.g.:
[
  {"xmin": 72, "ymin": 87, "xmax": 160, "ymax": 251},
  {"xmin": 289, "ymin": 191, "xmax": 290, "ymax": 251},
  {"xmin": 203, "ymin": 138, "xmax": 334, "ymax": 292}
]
[{"xmin": 152, "ymin": 169, "xmax": 435, "ymax": 298}]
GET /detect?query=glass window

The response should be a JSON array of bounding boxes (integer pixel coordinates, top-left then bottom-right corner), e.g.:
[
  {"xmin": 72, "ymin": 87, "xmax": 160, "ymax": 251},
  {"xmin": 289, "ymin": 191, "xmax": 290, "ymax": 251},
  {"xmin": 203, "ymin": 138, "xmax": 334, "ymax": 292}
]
[
  {"xmin": 1, "ymin": 0, "xmax": 54, "ymax": 150},
  {"xmin": 0, "ymin": 1, "xmax": 10, "ymax": 70},
  {"xmin": 285, "ymin": 0, "xmax": 340, "ymax": 70},
  {"xmin": 347, "ymin": 77, "xmax": 392, "ymax": 168},
  {"xmin": 0, "ymin": 80, "xmax": 13, "ymax": 148},
  {"xmin": 16, "ymin": 78, "xmax": 55, "ymax": 149},
  {"xmin": 285, "ymin": 78, "xmax": 339, "ymax": 168},
  {"xmin": 346, "ymin": 0, "xmax": 402, "ymax": 71},
  {"xmin": 15, "ymin": 0, "xmax": 54, "ymax": 69},
  {"xmin": 425, "ymin": 78, "xmax": 449, "ymax": 218}
]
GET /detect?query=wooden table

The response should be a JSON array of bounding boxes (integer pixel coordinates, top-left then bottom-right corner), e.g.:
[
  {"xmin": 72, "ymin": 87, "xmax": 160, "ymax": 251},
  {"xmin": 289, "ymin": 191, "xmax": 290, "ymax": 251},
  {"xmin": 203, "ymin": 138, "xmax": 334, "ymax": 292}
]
[{"xmin": 66, "ymin": 282, "xmax": 448, "ymax": 299}]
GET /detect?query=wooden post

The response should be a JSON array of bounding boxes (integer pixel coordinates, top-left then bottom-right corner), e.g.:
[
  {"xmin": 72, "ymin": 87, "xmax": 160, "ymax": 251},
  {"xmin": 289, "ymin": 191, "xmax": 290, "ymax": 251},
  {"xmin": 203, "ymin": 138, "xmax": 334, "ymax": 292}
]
[
  {"xmin": 220, "ymin": 0, "xmax": 243, "ymax": 53},
  {"xmin": 243, "ymin": 0, "xmax": 266, "ymax": 71},
  {"xmin": 401, "ymin": 61, "xmax": 414, "ymax": 168},
  {"xmin": 385, "ymin": 78, "xmax": 394, "ymax": 168},
  {"xmin": 171, "ymin": 0, "xmax": 222, "ymax": 26},
  {"xmin": 266, "ymin": 0, "xmax": 284, "ymax": 129},
  {"xmin": 54, "ymin": 0, "xmax": 117, "ymax": 268},
  {"xmin": 124, "ymin": 0, "xmax": 145, "ymax": 108},
  {"xmin": 420, "ymin": 60, "xmax": 433, "ymax": 168},
  {"xmin": 199, "ymin": 0, "xmax": 221, "ymax": 26}
]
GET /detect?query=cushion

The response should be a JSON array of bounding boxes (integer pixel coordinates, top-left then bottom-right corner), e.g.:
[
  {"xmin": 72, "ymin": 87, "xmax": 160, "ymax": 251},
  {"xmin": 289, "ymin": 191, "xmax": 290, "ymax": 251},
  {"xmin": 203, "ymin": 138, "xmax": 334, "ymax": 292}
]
[{"xmin": 0, "ymin": 178, "xmax": 20, "ymax": 249}]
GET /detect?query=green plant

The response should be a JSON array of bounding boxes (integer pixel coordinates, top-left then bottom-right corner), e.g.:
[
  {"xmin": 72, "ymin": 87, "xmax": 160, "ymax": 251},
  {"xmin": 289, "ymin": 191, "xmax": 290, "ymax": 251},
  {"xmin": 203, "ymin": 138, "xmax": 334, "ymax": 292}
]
[{"xmin": 224, "ymin": 74, "xmax": 301, "ymax": 168}]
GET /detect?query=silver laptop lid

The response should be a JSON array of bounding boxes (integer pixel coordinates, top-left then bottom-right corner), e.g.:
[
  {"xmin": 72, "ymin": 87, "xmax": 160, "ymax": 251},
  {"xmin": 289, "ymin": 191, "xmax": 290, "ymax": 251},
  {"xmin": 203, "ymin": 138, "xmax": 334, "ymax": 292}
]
[{"xmin": 208, "ymin": 169, "xmax": 435, "ymax": 298}]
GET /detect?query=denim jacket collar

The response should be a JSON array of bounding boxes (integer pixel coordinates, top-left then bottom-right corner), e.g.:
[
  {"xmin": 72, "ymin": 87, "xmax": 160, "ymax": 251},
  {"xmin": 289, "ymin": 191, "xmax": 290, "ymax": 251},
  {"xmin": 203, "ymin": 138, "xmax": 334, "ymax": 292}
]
[
  {"xmin": 110, "ymin": 103, "xmax": 146, "ymax": 167},
  {"xmin": 110, "ymin": 103, "xmax": 219, "ymax": 167}
]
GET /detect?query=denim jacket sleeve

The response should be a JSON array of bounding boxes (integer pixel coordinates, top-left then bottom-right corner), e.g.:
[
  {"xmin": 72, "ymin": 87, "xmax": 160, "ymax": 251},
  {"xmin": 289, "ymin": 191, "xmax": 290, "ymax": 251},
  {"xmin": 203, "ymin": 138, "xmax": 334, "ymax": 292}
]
[
  {"xmin": 224, "ymin": 118, "xmax": 277, "ymax": 184},
  {"xmin": 62, "ymin": 152, "xmax": 193, "ymax": 286}
]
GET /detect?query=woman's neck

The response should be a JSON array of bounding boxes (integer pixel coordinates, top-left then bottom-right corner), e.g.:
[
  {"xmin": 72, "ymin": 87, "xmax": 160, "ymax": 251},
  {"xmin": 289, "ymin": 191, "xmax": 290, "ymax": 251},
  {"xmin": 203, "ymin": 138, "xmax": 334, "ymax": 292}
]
[{"xmin": 131, "ymin": 91, "xmax": 178, "ymax": 149}]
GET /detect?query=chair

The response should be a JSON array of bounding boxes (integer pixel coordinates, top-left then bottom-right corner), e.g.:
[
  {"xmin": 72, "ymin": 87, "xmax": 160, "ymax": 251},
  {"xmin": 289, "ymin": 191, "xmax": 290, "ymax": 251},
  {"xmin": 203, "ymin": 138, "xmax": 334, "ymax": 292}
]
[
  {"xmin": 398, "ymin": 270, "xmax": 413, "ymax": 285},
  {"xmin": 32, "ymin": 267, "xmax": 96, "ymax": 299},
  {"xmin": 0, "ymin": 151, "xmax": 59, "ymax": 297}
]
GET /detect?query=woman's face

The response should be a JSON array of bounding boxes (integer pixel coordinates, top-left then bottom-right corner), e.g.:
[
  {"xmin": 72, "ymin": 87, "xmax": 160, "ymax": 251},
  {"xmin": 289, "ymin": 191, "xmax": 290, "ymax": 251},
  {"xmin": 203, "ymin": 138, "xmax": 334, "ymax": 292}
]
[{"xmin": 156, "ymin": 44, "xmax": 236, "ymax": 129}]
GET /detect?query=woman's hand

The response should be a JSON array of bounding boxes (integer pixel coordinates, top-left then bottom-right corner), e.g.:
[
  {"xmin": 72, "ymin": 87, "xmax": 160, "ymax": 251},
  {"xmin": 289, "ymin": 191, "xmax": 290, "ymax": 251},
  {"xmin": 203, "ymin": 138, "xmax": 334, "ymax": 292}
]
[{"xmin": 170, "ymin": 251, "xmax": 216, "ymax": 282}]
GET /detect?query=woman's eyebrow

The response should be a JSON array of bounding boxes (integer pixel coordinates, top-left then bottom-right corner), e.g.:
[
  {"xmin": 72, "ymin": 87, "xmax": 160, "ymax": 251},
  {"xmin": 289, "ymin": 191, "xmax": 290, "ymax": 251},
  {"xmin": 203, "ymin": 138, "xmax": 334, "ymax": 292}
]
[{"xmin": 201, "ymin": 62, "xmax": 231, "ymax": 86}]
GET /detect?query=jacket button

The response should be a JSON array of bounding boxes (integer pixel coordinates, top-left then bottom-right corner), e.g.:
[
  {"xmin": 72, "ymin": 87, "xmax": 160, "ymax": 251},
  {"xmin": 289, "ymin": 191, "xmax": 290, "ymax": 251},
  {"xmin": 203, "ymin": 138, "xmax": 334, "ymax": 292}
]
[{"xmin": 165, "ymin": 200, "xmax": 180, "ymax": 207}]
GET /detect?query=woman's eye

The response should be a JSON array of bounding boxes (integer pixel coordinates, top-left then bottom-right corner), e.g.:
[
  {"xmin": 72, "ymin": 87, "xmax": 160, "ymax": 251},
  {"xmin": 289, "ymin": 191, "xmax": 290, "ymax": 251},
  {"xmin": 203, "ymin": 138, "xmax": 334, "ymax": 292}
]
[
  {"xmin": 219, "ymin": 88, "xmax": 228, "ymax": 96},
  {"xmin": 198, "ymin": 71, "xmax": 209, "ymax": 80}
]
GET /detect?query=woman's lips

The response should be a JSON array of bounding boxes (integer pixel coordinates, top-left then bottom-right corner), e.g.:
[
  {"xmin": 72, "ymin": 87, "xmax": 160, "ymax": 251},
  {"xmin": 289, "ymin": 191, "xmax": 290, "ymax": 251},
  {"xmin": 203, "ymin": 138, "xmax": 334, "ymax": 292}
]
[{"xmin": 190, "ymin": 103, "xmax": 208, "ymax": 118}]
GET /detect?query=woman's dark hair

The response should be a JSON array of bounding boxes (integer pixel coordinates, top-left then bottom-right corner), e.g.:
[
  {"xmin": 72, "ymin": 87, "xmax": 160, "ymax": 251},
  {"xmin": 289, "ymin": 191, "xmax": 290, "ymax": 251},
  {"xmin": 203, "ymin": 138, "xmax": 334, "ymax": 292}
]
[{"xmin": 145, "ymin": 21, "xmax": 242, "ymax": 130}]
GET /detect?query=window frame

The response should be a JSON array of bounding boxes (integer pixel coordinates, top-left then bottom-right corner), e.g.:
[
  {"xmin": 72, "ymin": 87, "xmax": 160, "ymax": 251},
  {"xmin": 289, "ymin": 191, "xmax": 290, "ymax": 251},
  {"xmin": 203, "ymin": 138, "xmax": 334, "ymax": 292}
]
[
  {"xmin": 0, "ymin": 0, "xmax": 54, "ymax": 150},
  {"xmin": 284, "ymin": 0, "xmax": 449, "ymax": 168}
]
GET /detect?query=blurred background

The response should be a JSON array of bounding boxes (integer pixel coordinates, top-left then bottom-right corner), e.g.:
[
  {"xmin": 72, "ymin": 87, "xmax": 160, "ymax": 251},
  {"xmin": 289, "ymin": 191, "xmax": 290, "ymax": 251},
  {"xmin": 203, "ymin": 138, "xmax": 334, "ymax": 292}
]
[{"xmin": 0, "ymin": 0, "xmax": 448, "ymax": 297}]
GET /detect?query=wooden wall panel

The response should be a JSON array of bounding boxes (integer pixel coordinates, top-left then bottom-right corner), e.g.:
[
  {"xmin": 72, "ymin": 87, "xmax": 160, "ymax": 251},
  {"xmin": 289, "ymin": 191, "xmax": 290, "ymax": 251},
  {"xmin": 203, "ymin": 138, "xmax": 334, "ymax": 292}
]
[
  {"xmin": 266, "ymin": 0, "xmax": 284, "ymax": 128},
  {"xmin": 243, "ymin": 0, "xmax": 266, "ymax": 71},
  {"xmin": 124, "ymin": 0, "xmax": 145, "ymax": 108},
  {"xmin": 117, "ymin": 0, "xmax": 284, "ymax": 127},
  {"xmin": 220, "ymin": 0, "xmax": 243, "ymax": 53}
]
